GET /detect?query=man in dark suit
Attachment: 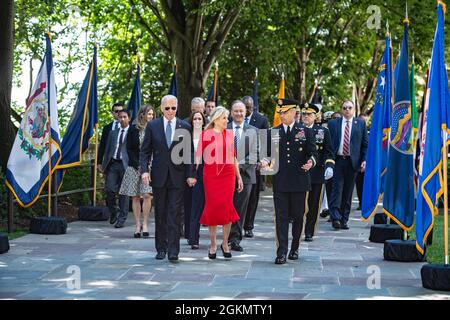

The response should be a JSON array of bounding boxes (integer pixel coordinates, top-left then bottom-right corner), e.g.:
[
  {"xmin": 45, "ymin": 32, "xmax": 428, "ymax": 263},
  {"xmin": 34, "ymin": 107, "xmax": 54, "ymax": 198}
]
[
  {"xmin": 327, "ymin": 100, "xmax": 368, "ymax": 230},
  {"xmin": 140, "ymin": 95, "xmax": 196, "ymax": 262},
  {"xmin": 227, "ymin": 100, "xmax": 258, "ymax": 252},
  {"xmin": 261, "ymin": 98, "xmax": 317, "ymax": 265},
  {"xmin": 242, "ymin": 96, "xmax": 269, "ymax": 238},
  {"xmin": 102, "ymin": 109, "xmax": 130, "ymax": 228},
  {"xmin": 98, "ymin": 103, "xmax": 124, "ymax": 169},
  {"xmin": 300, "ymin": 103, "xmax": 335, "ymax": 241}
]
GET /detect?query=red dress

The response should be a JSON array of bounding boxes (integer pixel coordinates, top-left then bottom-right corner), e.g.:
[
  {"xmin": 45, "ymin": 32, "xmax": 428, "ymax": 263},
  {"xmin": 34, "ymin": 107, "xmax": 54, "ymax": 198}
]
[{"xmin": 198, "ymin": 129, "xmax": 240, "ymax": 226}]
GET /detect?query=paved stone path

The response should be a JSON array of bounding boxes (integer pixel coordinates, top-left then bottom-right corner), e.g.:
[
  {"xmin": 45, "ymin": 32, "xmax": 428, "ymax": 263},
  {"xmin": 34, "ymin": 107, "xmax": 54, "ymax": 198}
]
[{"xmin": 1, "ymin": 189, "xmax": 450, "ymax": 300}]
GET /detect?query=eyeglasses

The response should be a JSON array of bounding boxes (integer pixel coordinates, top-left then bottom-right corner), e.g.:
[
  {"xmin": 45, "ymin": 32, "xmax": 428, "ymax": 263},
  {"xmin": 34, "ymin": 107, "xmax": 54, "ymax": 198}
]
[
  {"xmin": 165, "ymin": 106, "xmax": 177, "ymax": 111},
  {"xmin": 342, "ymin": 106, "xmax": 353, "ymax": 110}
]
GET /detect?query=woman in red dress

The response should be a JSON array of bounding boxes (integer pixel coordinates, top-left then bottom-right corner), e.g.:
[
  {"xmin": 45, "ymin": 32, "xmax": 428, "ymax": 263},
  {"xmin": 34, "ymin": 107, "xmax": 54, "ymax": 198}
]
[{"xmin": 196, "ymin": 107, "xmax": 243, "ymax": 259}]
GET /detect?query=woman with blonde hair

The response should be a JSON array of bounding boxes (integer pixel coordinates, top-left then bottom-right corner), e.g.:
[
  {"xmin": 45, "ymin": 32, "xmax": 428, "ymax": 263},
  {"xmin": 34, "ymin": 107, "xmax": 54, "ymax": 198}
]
[
  {"xmin": 196, "ymin": 106, "xmax": 243, "ymax": 259},
  {"xmin": 120, "ymin": 105, "xmax": 154, "ymax": 238}
]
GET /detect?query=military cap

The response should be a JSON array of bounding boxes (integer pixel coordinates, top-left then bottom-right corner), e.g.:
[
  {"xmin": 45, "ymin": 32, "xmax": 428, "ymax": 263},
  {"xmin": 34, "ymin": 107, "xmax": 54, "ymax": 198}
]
[
  {"xmin": 276, "ymin": 98, "xmax": 300, "ymax": 113},
  {"xmin": 300, "ymin": 102, "xmax": 320, "ymax": 114}
]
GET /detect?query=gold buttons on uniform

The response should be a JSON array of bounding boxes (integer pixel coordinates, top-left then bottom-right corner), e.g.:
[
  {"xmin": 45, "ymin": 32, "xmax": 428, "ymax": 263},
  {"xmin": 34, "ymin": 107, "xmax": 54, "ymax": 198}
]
[
  {"xmin": 287, "ymin": 160, "xmax": 291, "ymax": 163},
  {"xmin": 287, "ymin": 154, "xmax": 290, "ymax": 157},
  {"xmin": 299, "ymin": 148, "xmax": 303, "ymax": 151},
  {"xmin": 287, "ymin": 148, "xmax": 290, "ymax": 151},
  {"xmin": 287, "ymin": 142, "xmax": 290, "ymax": 145}
]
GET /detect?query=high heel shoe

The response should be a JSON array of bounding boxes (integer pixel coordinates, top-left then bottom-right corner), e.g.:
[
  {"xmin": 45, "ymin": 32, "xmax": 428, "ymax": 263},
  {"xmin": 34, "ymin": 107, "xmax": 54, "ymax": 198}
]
[
  {"xmin": 134, "ymin": 226, "xmax": 142, "ymax": 238},
  {"xmin": 220, "ymin": 244, "xmax": 232, "ymax": 258},
  {"xmin": 208, "ymin": 248, "xmax": 216, "ymax": 259},
  {"xmin": 142, "ymin": 225, "xmax": 149, "ymax": 238}
]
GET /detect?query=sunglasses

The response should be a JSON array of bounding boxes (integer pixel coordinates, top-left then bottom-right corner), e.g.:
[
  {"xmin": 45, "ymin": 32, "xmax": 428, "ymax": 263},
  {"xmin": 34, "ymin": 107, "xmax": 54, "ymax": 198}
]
[
  {"xmin": 113, "ymin": 109, "xmax": 123, "ymax": 113},
  {"xmin": 342, "ymin": 106, "xmax": 353, "ymax": 110},
  {"xmin": 165, "ymin": 106, "xmax": 177, "ymax": 111}
]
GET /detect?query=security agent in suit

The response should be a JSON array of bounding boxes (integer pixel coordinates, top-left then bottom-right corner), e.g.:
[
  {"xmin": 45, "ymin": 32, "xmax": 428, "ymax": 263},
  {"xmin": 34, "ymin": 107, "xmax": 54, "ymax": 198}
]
[
  {"xmin": 227, "ymin": 100, "xmax": 259, "ymax": 252},
  {"xmin": 98, "ymin": 103, "xmax": 124, "ymax": 168},
  {"xmin": 140, "ymin": 95, "xmax": 197, "ymax": 262},
  {"xmin": 327, "ymin": 100, "xmax": 368, "ymax": 230},
  {"xmin": 102, "ymin": 109, "xmax": 130, "ymax": 228},
  {"xmin": 300, "ymin": 103, "xmax": 335, "ymax": 241},
  {"xmin": 261, "ymin": 98, "xmax": 318, "ymax": 265},
  {"xmin": 242, "ymin": 96, "xmax": 270, "ymax": 238}
]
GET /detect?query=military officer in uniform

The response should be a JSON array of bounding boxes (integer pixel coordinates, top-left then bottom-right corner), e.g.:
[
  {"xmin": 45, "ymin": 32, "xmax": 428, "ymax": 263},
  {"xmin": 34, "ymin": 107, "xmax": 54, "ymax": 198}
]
[
  {"xmin": 300, "ymin": 102, "xmax": 335, "ymax": 241},
  {"xmin": 261, "ymin": 98, "xmax": 317, "ymax": 264}
]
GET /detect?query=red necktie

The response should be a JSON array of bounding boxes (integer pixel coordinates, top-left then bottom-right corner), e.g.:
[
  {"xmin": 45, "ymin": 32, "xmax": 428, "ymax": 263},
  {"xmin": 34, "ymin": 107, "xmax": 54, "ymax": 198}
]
[{"xmin": 343, "ymin": 120, "xmax": 350, "ymax": 156}]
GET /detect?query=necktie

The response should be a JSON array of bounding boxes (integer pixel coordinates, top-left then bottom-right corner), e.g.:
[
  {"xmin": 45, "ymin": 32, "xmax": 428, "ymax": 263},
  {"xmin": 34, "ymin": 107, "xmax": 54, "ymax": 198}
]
[
  {"xmin": 234, "ymin": 125, "xmax": 241, "ymax": 152},
  {"xmin": 166, "ymin": 120, "xmax": 172, "ymax": 147},
  {"xmin": 113, "ymin": 121, "xmax": 118, "ymax": 130},
  {"xmin": 343, "ymin": 120, "xmax": 350, "ymax": 156},
  {"xmin": 245, "ymin": 117, "xmax": 250, "ymax": 125},
  {"xmin": 286, "ymin": 125, "xmax": 291, "ymax": 135},
  {"xmin": 115, "ymin": 129, "xmax": 124, "ymax": 159}
]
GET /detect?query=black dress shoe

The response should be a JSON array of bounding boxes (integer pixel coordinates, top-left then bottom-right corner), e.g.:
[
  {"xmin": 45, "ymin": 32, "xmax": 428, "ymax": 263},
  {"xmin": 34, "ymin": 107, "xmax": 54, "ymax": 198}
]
[
  {"xmin": 114, "ymin": 221, "xmax": 124, "ymax": 228},
  {"xmin": 168, "ymin": 255, "xmax": 179, "ymax": 262},
  {"xmin": 109, "ymin": 213, "xmax": 118, "ymax": 225},
  {"xmin": 155, "ymin": 252, "xmax": 166, "ymax": 260},
  {"xmin": 341, "ymin": 222, "xmax": 349, "ymax": 230},
  {"xmin": 275, "ymin": 255, "xmax": 286, "ymax": 265},
  {"xmin": 229, "ymin": 243, "xmax": 243, "ymax": 252},
  {"xmin": 288, "ymin": 250, "xmax": 299, "ymax": 260},
  {"xmin": 220, "ymin": 244, "xmax": 232, "ymax": 258},
  {"xmin": 320, "ymin": 210, "xmax": 330, "ymax": 218},
  {"xmin": 332, "ymin": 220, "xmax": 341, "ymax": 230},
  {"xmin": 244, "ymin": 230, "xmax": 254, "ymax": 238},
  {"xmin": 304, "ymin": 235, "xmax": 313, "ymax": 242},
  {"xmin": 191, "ymin": 244, "xmax": 199, "ymax": 250}
]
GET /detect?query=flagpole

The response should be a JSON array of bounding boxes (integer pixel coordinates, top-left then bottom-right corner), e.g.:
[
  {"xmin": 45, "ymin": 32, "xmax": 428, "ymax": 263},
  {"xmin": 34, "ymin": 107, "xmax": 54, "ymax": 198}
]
[
  {"xmin": 443, "ymin": 137, "xmax": 449, "ymax": 265},
  {"xmin": 93, "ymin": 123, "xmax": 99, "ymax": 207},
  {"xmin": 48, "ymin": 116, "xmax": 52, "ymax": 217}
]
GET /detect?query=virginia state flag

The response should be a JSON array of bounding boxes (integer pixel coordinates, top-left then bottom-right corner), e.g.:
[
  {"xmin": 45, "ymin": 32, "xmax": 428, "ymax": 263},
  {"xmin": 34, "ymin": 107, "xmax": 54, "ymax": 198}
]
[
  {"xmin": 129, "ymin": 65, "xmax": 141, "ymax": 122},
  {"xmin": 207, "ymin": 65, "xmax": 219, "ymax": 105},
  {"xmin": 57, "ymin": 47, "xmax": 98, "ymax": 170},
  {"xmin": 6, "ymin": 34, "xmax": 62, "ymax": 207},
  {"xmin": 383, "ymin": 20, "xmax": 415, "ymax": 230},
  {"xmin": 416, "ymin": 2, "xmax": 450, "ymax": 254},
  {"xmin": 362, "ymin": 34, "xmax": 392, "ymax": 220}
]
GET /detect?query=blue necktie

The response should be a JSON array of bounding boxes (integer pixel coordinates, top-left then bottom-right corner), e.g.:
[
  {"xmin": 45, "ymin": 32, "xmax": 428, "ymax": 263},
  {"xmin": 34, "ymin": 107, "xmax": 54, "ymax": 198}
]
[
  {"xmin": 165, "ymin": 120, "xmax": 172, "ymax": 147},
  {"xmin": 245, "ymin": 117, "xmax": 250, "ymax": 125},
  {"xmin": 234, "ymin": 126, "xmax": 241, "ymax": 152}
]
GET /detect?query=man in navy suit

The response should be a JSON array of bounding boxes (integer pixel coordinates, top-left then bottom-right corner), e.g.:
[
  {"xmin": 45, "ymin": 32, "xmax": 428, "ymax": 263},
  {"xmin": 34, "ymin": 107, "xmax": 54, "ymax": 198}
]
[
  {"xmin": 98, "ymin": 102, "xmax": 124, "ymax": 169},
  {"xmin": 140, "ymin": 95, "xmax": 197, "ymax": 262},
  {"xmin": 242, "ymin": 96, "xmax": 269, "ymax": 238},
  {"xmin": 327, "ymin": 100, "xmax": 368, "ymax": 230}
]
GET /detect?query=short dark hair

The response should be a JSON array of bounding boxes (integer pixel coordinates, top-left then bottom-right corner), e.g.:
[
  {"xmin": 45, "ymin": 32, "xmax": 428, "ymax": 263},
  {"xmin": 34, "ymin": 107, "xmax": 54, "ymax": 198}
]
[
  {"xmin": 112, "ymin": 102, "xmax": 124, "ymax": 111},
  {"xmin": 118, "ymin": 109, "xmax": 130, "ymax": 118}
]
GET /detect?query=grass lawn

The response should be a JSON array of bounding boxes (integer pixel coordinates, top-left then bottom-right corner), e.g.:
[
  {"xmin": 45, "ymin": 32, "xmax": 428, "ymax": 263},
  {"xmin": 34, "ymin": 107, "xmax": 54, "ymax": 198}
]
[{"xmin": 0, "ymin": 228, "xmax": 28, "ymax": 240}]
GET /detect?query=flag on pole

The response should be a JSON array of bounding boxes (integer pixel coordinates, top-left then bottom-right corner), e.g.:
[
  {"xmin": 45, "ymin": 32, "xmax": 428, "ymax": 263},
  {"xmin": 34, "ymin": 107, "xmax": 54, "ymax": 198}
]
[
  {"xmin": 6, "ymin": 34, "xmax": 62, "ymax": 207},
  {"xmin": 57, "ymin": 47, "xmax": 98, "ymax": 170},
  {"xmin": 207, "ymin": 64, "xmax": 219, "ymax": 106},
  {"xmin": 272, "ymin": 74, "xmax": 285, "ymax": 127},
  {"xmin": 361, "ymin": 34, "xmax": 392, "ymax": 220},
  {"xmin": 252, "ymin": 71, "xmax": 260, "ymax": 113},
  {"xmin": 411, "ymin": 55, "xmax": 418, "ymax": 135},
  {"xmin": 168, "ymin": 64, "xmax": 177, "ymax": 97},
  {"xmin": 416, "ymin": 1, "xmax": 450, "ymax": 254},
  {"xmin": 383, "ymin": 18, "xmax": 415, "ymax": 230},
  {"xmin": 128, "ymin": 65, "xmax": 141, "ymax": 122}
]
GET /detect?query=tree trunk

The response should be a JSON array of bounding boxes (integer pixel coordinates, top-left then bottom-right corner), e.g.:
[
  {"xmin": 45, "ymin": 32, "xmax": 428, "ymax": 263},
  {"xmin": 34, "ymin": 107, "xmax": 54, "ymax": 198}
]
[
  {"xmin": 0, "ymin": 0, "xmax": 16, "ymax": 172},
  {"xmin": 296, "ymin": 35, "xmax": 308, "ymax": 102}
]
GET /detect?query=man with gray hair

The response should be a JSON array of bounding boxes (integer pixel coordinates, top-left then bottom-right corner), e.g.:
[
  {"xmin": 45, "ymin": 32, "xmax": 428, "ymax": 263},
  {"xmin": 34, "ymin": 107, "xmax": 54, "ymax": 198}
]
[
  {"xmin": 242, "ymin": 96, "xmax": 269, "ymax": 238},
  {"xmin": 183, "ymin": 97, "xmax": 206, "ymax": 122},
  {"xmin": 140, "ymin": 94, "xmax": 197, "ymax": 262}
]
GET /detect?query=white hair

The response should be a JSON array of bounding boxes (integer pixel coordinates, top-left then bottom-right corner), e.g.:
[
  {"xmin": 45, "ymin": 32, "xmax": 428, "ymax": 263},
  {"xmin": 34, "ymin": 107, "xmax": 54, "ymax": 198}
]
[
  {"xmin": 191, "ymin": 97, "xmax": 205, "ymax": 107},
  {"xmin": 161, "ymin": 94, "xmax": 178, "ymax": 106}
]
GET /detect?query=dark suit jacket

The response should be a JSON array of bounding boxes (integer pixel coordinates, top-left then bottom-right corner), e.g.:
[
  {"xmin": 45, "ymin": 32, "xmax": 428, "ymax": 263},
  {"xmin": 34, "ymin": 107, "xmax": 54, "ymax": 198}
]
[
  {"xmin": 126, "ymin": 125, "xmax": 141, "ymax": 170},
  {"xmin": 265, "ymin": 123, "xmax": 318, "ymax": 193},
  {"xmin": 248, "ymin": 112, "xmax": 269, "ymax": 130},
  {"xmin": 98, "ymin": 121, "xmax": 116, "ymax": 164},
  {"xmin": 309, "ymin": 124, "xmax": 335, "ymax": 184},
  {"xmin": 102, "ymin": 127, "xmax": 129, "ymax": 171},
  {"xmin": 227, "ymin": 122, "xmax": 258, "ymax": 185},
  {"xmin": 327, "ymin": 117, "xmax": 368, "ymax": 171},
  {"xmin": 139, "ymin": 117, "xmax": 195, "ymax": 188}
]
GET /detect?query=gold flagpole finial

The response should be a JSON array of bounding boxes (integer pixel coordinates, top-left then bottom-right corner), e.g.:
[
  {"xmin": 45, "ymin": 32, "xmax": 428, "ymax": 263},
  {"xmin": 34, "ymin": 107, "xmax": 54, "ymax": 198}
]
[
  {"xmin": 403, "ymin": 2, "xmax": 410, "ymax": 25},
  {"xmin": 281, "ymin": 72, "xmax": 285, "ymax": 80},
  {"xmin": 386, "ymin": 19, "xmax": 390, "ymax": 35},
  {"xmin": 214, "ymin": 61, "xmax": 219, "ymax": 71},
  {"xmin": 255, "ymin": 68, "xmax": 258, "ymax": 79}
]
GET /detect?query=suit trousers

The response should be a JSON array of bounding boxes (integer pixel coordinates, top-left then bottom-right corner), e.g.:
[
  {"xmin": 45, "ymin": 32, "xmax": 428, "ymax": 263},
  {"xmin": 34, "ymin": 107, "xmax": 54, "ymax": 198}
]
[
  {"xmin": 153, "ymin": 175, "xmax": 184, "ymax": 257},
  {"xmin": 273, "ymin": 191, "xmax": 306, "ymax": 257},
  {"xmin": 183, "ymin": 187, "xmax": 192, "ymax": 239},
  {"xmin": 229, "ymin": 183, "xmax": 253, "ymax": 245},
  {"xmin": 189, "ymin": 179, "xmax": 205, "ymax": 245},
  {"xmin": 105, "ymin": 160, "xmax": 129, "ymax": 223},
  {"xmin": 304, "ymin": 183, "xmax": 324, "ymax": 237},
  {"xmin": 244, "ymin": 170, "xmax": 262, "ymax": 231},
  {"xmin": 330, "ymin": 157, "xmax": 357, "ymax": 224},
  {"xmin": 355, "ymin": 171, "xmax": 365, "ymax": 208}
]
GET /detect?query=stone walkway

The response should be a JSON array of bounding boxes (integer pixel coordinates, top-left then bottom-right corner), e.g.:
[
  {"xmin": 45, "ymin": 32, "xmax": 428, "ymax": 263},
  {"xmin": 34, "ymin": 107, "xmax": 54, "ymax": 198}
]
[{"xmin": 1, "ymin": 189, "xmax": 450, "ymax": 300}]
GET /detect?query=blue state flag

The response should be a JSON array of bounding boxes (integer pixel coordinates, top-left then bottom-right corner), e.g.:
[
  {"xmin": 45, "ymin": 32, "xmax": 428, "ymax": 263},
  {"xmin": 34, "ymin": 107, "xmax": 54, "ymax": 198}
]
[
  {"xmin": 57, "ymin": 47, "xmax": 98, "ymax": 170},
  {"xmin": 383, "ymin": 20, "xmax": 415, "ymax": 230},
  {"xmin": 129, "ymin": 65, "xmax": 141, "ymax": 122},
  {"xmin": 6, "ymin": 34, "xmax": 62, "ymax": 207},
  {"xmin": 416, "ymin": 2, "xmax": 450, "ymax": 254},
  {"xmin": 207, "ymin": 66, "xmax": 219, "ymax": 106},
  {"xmin": 362, "ymin": 35, "xmax": 392, "ymax": 220}
]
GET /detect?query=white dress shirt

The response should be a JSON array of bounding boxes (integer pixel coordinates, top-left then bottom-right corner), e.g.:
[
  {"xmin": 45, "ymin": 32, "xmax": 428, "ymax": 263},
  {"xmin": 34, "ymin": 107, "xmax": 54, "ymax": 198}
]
[
  {"xmin": 113, "ymin": 125, "xmax": 129, "ymax": 159},
  {"xmin": 232, "ymin": 121, "xmax": 244, "ymax": 142},
  {"xmin": 163, "ymin": 116, "xmax": 176, "ymax": 143},
  {"xmin": 338, "ymin": 117, "xmax": 354, "ymax": 156},
  {"xmin": 282, "ymin": 121, "xmax": 295, "ymax": 134}
]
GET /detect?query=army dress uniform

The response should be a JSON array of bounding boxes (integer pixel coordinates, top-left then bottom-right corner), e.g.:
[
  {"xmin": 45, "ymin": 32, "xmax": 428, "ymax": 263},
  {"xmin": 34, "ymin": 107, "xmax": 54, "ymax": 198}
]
[
  {"xmin": 301, "ymin": 103, "xmax": 335, "ymax": 241},
  {"xmin": 264, "ymin": 99, "xmax": 318, "ymax": 264}
]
